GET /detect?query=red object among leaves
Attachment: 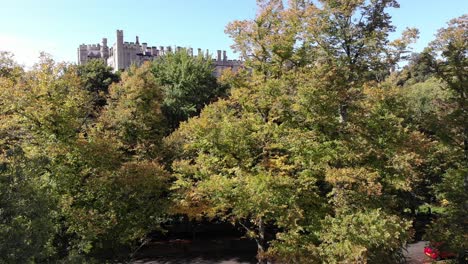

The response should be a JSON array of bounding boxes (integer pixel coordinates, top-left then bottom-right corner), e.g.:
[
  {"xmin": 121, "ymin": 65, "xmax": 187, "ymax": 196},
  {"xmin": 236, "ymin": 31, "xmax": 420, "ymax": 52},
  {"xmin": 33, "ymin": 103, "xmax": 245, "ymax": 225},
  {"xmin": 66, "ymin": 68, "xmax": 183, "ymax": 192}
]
[{"xmin": 424, "ymin": 242, "xmax": 456, "ymax": 260}]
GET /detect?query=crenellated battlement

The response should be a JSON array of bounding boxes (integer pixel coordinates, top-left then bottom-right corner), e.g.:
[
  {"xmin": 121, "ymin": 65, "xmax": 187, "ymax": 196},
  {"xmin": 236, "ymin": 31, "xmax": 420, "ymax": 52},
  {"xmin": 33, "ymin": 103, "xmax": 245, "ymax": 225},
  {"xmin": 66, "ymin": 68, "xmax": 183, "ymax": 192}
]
[{"xmin": 77, "ymin": 30, "xmax": 242, "ymax": 76}]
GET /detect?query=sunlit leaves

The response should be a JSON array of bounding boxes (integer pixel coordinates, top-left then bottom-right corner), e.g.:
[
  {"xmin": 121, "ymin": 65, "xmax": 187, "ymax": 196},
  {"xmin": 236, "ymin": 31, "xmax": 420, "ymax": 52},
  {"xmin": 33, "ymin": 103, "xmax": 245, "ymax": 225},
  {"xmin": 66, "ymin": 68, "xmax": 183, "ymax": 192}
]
[
  {"xmin": 97, "ymin": 62, "xmax": 165, "ymax": 159},
  {"xmin": 319, "ymin": 209, "xmax": 411, "ymax": 264}
]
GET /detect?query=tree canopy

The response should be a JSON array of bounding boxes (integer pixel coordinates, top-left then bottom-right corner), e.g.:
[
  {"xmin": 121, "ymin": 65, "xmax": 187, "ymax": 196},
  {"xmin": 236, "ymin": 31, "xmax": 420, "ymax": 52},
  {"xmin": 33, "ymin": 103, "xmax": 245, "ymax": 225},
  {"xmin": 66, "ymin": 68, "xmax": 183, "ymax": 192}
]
[
  {"xmin": 151, "ymin": 50, "xmax": 227, "ymax": 131},
  {"xmin": 0, "ymin": 1, "xmax": 466, "ymax": 263}
]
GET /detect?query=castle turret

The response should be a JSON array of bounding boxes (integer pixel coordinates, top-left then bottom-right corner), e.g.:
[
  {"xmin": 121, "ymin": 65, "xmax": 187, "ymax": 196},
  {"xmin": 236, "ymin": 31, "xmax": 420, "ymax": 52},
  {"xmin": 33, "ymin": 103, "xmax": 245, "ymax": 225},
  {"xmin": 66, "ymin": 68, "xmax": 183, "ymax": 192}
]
[{"xmin": 116, "ymin": 30, "xmax": 124, "ymax": 70}]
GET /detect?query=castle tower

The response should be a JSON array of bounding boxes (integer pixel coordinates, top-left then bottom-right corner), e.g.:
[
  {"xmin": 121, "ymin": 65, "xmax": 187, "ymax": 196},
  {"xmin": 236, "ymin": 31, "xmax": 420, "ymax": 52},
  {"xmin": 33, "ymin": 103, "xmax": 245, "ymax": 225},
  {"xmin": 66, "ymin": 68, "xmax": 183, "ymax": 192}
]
[
  {"xmin": 77, "ymin": 44, "xmax": 88, "ymax": 65},
  {"xmin": 100, "ymin": 38, "xmax": 109, "ymax": 60},
  {"xmin": 116, "ymin": 30, "xmax": 124, "ymax": 70}
]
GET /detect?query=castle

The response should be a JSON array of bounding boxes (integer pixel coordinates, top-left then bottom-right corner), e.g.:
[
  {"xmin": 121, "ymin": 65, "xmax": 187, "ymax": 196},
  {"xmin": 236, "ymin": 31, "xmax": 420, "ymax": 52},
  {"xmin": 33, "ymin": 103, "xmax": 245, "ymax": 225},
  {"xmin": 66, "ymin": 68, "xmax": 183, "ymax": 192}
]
[{"xmin": 77, "ymin": 30, "xmax": 242, "ymax": 76}]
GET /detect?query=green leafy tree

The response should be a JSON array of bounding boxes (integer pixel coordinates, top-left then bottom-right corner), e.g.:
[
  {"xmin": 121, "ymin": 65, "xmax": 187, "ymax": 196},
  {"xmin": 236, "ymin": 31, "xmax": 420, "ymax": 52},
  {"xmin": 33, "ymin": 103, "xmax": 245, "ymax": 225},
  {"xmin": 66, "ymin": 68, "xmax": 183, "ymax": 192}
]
[
  {"xmin": 425, "ymin": 14, "xmax": 468, "ymax": 164},
  {"xmin": 0, "ymin": 57, "xmax": 57, "ymax": 263},
  {"xmin": 60, "ymin": 62, "xmax": 170, "ymax": 258},
  {"xmin": 77, "ymin": 58, "xmax": 120, "ymax": 108},
  {"xmin": 304, "ymin": 0, "xmax": 418, "ymax": 124},
  {"xmin": 167, "ymin": 79, "xmax": 327, "ymax": 263},
  {"xmin": 151, "ymin": 49, "xmax": 226, "ymax": 130},
  {"xmin": 225, "ymin": 0, "xmax": 309, "ymax": 77},
  {"xmin": 395, "ymin": 78, "xmax": 457, "ymax": 213},
  {"xmin": 1, "ymin": 54, "xmax": 94, "ymax": 259},
  {"xmin": 2, "ymin": 54, "xmax": 93, "ymax": 143},
  {"xmin": 1, "ymin": 56, "xmax": 170, "ymax": 261},
  {"xmin": 168, "ymin": 72, "xmax": 425, "ymax": 263},
  {"xmin": 227, "ymin": 0, "xmax": 418, "ymax": 124},
  {"xmin": 421, "ymin": 15, "xmax": 468, "ymax": 261},
  {"xmin": 305, "ymin": 83, "xmax": 426, "ymax": 262},
  {"xmin": 171, "ymin": 1, "xmax": 427, "ymax": 263},
  {"xmin": 98, "ymin": 62, "xmax": 166, "ymax": 159}
]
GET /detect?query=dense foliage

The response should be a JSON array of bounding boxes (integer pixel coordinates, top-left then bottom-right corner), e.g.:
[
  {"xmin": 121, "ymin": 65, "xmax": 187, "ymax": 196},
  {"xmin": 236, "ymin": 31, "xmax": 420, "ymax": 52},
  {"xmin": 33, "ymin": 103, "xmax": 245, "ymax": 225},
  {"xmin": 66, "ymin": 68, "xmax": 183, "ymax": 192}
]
[
  {"xmin": 77, "ymin": 58, "xmax": 120, "ymax": 108},
  {"xmin": 151, "ymin": 49, "xmax": 227, "ymax": 131},
  {"xmin": 0, "ymin": 1, "xmax": 466, "ymax": 263}
]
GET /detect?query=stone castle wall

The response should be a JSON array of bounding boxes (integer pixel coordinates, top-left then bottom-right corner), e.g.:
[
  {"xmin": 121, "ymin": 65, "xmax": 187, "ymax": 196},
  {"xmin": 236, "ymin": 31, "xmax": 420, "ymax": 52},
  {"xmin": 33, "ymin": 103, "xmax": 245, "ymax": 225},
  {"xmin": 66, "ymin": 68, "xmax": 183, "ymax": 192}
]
[{"xmin": 77, "ymin": 30, "xmax": 242, "ymax": 76}]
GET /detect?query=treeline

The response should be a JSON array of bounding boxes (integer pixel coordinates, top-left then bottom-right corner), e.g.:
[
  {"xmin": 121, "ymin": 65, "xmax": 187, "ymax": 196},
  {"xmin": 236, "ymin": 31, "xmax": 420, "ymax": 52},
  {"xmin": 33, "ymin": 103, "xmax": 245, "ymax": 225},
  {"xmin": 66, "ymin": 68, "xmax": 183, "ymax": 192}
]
[
  {"xmin": 0, "ymin": 1, "xmax": 466, "ymax": 263},
  {"xmin": 0, "ymin": 51, "xmax": 225, "ymax": 262}
]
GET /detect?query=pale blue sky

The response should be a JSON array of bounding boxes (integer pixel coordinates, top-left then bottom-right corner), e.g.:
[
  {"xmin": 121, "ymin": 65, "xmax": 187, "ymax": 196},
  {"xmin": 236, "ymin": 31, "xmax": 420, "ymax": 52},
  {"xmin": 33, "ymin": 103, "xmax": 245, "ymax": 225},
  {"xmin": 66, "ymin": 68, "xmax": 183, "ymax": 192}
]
[{"xmin": 0, "ymin": 0, "xmax": 466, "ymax": 67}]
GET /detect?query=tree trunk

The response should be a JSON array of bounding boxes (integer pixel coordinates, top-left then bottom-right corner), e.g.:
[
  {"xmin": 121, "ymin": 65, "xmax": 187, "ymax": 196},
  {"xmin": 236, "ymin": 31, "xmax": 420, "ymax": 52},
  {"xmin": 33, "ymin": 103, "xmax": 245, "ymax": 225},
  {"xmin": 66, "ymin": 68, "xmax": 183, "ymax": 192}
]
[
  {"xmin": 256, "ymin": 217, "xmax": 268, "ymax": 264},
  {"xmin": 238, "ymin": 219, "xmax": 269, "ymax": 264},
  {"xmin": 339, "ymin": 103, "xmax": 348, "ymax": 125}
]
